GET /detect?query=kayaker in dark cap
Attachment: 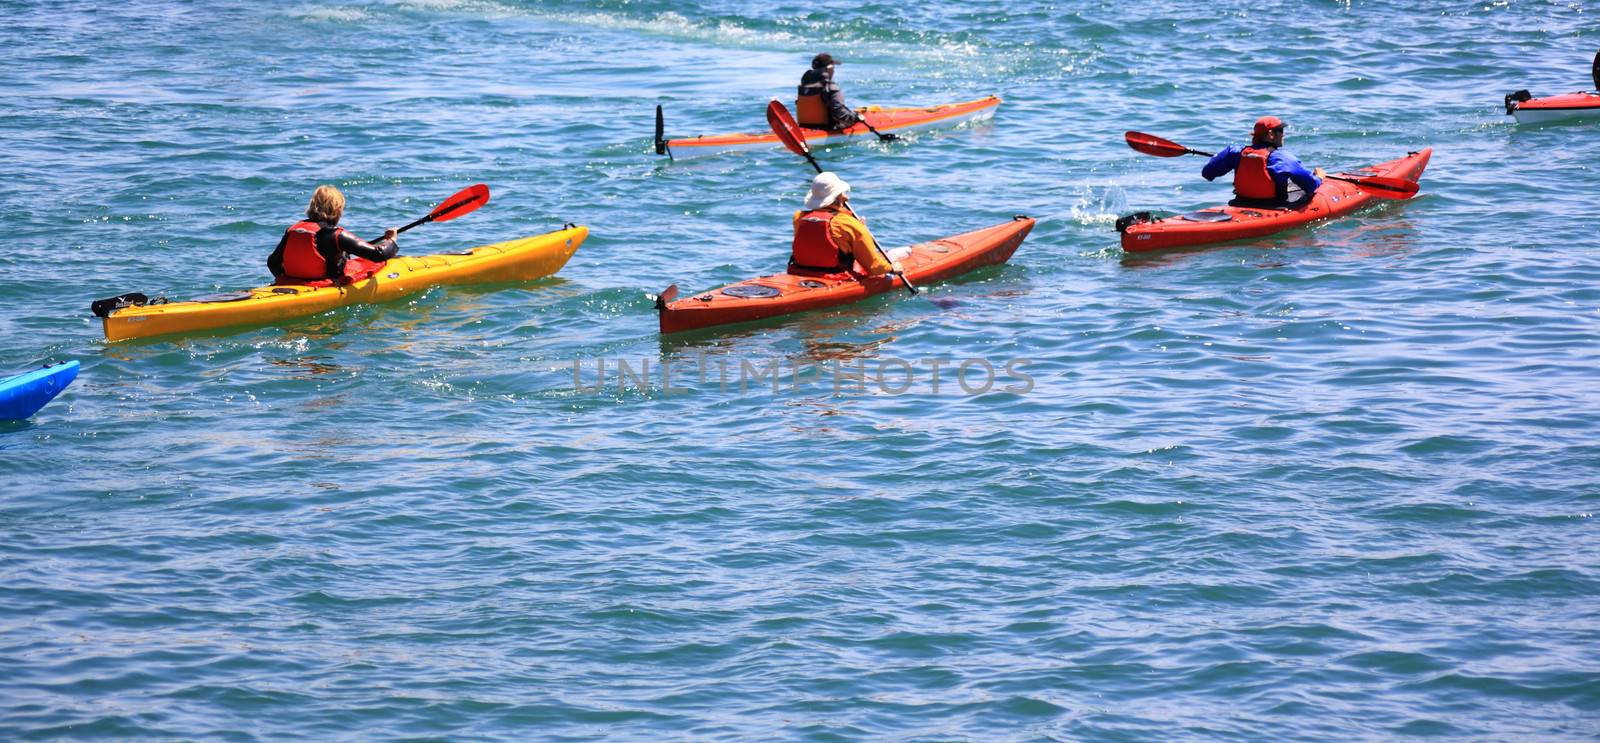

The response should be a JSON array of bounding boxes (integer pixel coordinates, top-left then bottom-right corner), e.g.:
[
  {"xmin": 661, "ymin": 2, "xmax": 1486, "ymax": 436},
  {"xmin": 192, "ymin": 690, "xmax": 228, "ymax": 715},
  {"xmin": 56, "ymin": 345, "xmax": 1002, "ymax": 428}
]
[
  {"xmin": 796, "ymin": 53, "xmax": 861, "ymax": 131},
  {"xmin": 1201, "ymin": 116, "xmax": 1326, "ymax": 208},
  {"xmin": 268, "ymin": 185, "xmax": 399, "ymax": 285}
]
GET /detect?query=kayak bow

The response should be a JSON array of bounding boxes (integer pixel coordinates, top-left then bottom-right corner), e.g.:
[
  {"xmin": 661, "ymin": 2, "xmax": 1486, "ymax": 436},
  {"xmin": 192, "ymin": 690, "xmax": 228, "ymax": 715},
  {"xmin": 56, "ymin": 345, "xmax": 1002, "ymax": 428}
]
[{"xmin": 0, "ymin": 360, "xmax": 79, "ymax": 421}]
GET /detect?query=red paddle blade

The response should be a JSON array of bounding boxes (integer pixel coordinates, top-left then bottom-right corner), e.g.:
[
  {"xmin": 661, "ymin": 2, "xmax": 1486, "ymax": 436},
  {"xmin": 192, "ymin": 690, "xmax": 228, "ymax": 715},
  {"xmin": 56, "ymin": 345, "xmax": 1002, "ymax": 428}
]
[
  {"xmin": 766, "ymin": 100, "xmax": 811, "ymax": 157},
  {"xmin": 1336, "ymin": 174, "xmax": 1420, "ymax": 199},
  {"xmin": 430, "ymin": 183, "xmax": 490, "ymax": 223},
  {"xmin": 1125, "ymin": 130, "xmax": 1190, "ymax": 158}
]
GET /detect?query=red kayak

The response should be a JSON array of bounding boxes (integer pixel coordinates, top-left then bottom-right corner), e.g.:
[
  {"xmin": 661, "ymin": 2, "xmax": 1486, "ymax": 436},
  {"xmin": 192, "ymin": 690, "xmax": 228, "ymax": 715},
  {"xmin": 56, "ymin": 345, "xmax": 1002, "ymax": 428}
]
[
  {"xmin": 657, "ymin": 216, "xmax": 1034, "ymax": 334},
  {"xmin": 1118, "ymin": 148, "xmax": 1431, "ymax": 252}
]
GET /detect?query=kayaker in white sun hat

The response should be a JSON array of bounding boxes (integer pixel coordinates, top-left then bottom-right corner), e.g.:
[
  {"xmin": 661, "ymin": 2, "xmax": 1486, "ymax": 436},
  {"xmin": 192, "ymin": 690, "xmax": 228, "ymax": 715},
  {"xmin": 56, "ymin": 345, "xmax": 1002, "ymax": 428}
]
[{"xmin": 790, "ymin": 172, "xmax": 909, "ymax": 277}]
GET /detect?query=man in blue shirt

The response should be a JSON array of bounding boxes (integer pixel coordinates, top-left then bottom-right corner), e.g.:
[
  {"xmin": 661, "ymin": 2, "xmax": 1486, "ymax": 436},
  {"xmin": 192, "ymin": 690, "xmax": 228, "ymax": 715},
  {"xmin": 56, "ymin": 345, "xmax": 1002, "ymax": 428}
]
[{"xmin": 1201, "ymin": 116, "xmax": 1326, "ymax": 207}]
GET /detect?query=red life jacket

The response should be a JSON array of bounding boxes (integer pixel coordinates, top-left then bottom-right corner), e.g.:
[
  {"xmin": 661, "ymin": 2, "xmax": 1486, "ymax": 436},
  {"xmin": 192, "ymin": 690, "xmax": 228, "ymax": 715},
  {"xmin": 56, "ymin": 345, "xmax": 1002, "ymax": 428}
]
[
  {"xmin": 796, "ymin": 71, "xmax": 832, "ymax": 128},
  {"xmin": 790, "ymin": 209, "xmax": 853, "ymax": 272},
  {"xmin": 795, "ymin": 94, "xmax": 830, "ymax": 128},
  {"xmin": 279, "ymin": 220, "xmax": 342, "ymax": 280},
  {"xmin": 1233, "ymin": 146, "xmax": 1282, "ymax": 201}
]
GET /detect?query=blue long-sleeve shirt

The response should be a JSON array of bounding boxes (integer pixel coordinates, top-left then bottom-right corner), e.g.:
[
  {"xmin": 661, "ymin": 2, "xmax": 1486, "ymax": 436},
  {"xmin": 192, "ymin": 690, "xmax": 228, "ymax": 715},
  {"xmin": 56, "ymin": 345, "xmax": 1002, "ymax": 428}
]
[{"xmin": 1201, "ymin": 145, "xmax": 1322, "ymax": 199}]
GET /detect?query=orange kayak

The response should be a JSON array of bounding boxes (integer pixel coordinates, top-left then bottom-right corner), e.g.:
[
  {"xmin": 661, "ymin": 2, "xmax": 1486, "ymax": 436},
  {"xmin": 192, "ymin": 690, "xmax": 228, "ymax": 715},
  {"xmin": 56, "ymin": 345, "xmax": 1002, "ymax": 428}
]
[
  {"xmin": 657, "ymin": 95, "xmax": 1001, "ymax": 159},
  {"xmin": 657, "ymin": 216, "xmax": 1034, "ymax": 334},
  {"xmin": 1118, "ymin": 148, "xmax": 1431, "ymax": 252}
]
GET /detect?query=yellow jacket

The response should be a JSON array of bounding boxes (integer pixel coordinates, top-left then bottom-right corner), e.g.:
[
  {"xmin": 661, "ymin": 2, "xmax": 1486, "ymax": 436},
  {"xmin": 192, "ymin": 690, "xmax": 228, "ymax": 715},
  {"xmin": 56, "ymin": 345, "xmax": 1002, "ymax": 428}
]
[{"xmin": 791, "ymin": 207, "xmax": 891, "ymax": 276}]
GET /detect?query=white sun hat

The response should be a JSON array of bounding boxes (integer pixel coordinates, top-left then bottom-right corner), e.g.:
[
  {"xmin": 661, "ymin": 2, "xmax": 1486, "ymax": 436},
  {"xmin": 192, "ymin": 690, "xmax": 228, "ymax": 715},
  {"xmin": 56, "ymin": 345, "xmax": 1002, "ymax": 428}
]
[{"xmin": 803, "ymin": 172, "xmax": 851, "ymax": 210}]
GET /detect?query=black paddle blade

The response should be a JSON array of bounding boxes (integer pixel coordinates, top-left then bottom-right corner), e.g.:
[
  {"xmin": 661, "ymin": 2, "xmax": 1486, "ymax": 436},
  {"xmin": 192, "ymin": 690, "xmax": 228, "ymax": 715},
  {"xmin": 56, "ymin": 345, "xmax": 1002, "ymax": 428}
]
[
  {"xmin": 1592, "ymin": 49, "xmax": 1599, "ymax": 91},
  {"xmin": 1505, "ymin": 89, "xmax": 1532, "ymax": 115},
  {"xmin": 654, "ymin": 105, "xmax": 667, "ymax": 156}
]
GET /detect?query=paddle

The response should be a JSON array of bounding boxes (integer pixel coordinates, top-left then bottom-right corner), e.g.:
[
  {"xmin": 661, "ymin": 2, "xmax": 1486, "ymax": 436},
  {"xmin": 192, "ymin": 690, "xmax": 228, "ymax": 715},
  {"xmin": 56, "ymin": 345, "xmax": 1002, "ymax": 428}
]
[
  {"xmin": 398, "ymin": 183, "xmax": 491, "ymax": 234},
  {"xmin": 852, "ymin": 110, "xmax": 900, "ymax": 142},
  {"xmin": 1123, "ymin": 131, "xmax": 1420, "ymax": 199},
  {"xmin": 1592, "ymin": 50, "xmax": 1599, "ymax": 92},
  {"xmin": 655, "ymin": 105, "xmax": 673, "ymax": 160},
  {"xmin": 766, "ymin": 100, "xmax": 918, "ymax": 296},
  {"xmin": 768, "ymin": 100, "xmax": 827, "ymax": 175}
]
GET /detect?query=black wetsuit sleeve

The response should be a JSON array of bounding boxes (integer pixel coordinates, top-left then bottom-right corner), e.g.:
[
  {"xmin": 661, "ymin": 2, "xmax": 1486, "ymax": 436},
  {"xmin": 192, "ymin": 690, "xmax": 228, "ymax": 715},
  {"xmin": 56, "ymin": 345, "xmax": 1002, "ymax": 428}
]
[
  {"xmin": 335, "ymin": 230, "xmax": 398, "ymax": 261},
  {"xmin": 267, "ymin": 232, "xmax": 288, "ymax": 276},
  {"xmin": 824, "ymin": 81, "xmax": 858, "ymax": 128}
]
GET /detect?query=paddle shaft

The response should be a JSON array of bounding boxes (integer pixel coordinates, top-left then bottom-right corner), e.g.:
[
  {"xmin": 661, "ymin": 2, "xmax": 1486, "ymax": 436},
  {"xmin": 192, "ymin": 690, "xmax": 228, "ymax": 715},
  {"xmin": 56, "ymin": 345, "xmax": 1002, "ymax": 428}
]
[
  {"xmin": 397, "ymin": 190, "xmax": 483, "ymax": 234},
  {"xmin": 1324, "ymin": 174, "xmax": 1391, "ymax": 190},
  {"xmin": 777, "ymin": 106, "xmax": 916, "ymax": 294},
  {"xmin": 1163, "ymin": 146, "xmax": 1404, "ymax": 195},
  {"xmin": 854, "ymin": 112, "xmax": 898, "ymax": 141},
  {"xmin": 832, "ymin": 201, "xmax": 915, "ymax": 293},
  {"xmin": 397, "ymin": 216, "xmax": 432, "ymax": 235},
  {"xmin": 822, "ymin": 195, "xmax": 918, "ymax": 296},
  {"xmin": 1127, "ymin": 131, "xmax": 1416, "ymax": 199},
  {"xmin": 799, "ymin": 149, "xmax": 824, "ymax": 175}
]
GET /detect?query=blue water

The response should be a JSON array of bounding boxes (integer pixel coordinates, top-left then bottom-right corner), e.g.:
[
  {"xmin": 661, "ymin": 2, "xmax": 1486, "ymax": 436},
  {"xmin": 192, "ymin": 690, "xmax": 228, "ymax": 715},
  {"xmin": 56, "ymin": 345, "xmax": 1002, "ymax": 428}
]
[{"xmin": 3, "ymin": 0, "xmax": 1598, "ymax": 738}]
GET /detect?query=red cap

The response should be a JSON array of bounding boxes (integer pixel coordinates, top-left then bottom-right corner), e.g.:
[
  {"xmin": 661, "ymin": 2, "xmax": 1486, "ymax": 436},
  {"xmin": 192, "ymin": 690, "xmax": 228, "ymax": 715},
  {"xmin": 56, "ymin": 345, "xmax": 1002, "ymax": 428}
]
[{"xmin": 1253, "ymin": 115, "xmax": 1285, "ymax": 137}]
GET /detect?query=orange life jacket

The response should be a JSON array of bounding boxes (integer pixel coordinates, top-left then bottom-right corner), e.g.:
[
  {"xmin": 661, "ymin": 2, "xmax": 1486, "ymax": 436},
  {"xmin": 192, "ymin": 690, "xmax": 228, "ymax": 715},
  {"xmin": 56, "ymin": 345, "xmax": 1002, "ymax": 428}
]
[
  {"xmin": 790, "ymin": 209, "xmax": 853, "ymax": 272},
  {"xmin": 795, "ymin": 94, "xmax": 829, "ymax": 128},
  {"xmin": 1233, "ymin": 146, "xmax": 1282, "ymax": 201},
  {"xmin": 279, "ymin": 220, "xmax": 344, "ymax": 280}
]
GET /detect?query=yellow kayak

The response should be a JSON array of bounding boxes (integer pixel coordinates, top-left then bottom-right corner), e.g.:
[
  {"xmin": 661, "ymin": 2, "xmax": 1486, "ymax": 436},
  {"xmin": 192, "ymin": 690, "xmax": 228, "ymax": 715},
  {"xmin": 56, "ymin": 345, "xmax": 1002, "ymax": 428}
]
[{"xmin": 98, "ymin": 224, "xmax": 588, "ymax": 342}]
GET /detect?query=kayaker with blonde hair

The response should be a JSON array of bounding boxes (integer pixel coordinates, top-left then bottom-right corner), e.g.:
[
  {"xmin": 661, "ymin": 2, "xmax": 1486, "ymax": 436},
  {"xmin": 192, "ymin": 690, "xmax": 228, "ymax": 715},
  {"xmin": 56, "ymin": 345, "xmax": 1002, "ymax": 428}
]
[
  {"xmin": 1201, "ymin": 116, "xmax": 1327, "ymax": 208},
  {"xmin": 790, "ymin": 172, "xmax": 907, "ymax": 277},
  {"xmin": 267, "ymin": 185, "xmax": 399, "ymax": 284}
]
